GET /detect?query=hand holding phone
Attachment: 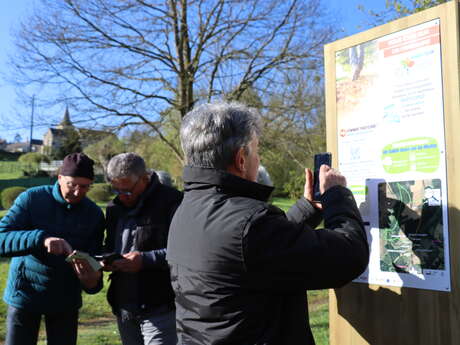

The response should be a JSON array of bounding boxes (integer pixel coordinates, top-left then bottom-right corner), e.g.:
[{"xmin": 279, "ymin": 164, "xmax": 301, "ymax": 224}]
[
  {"xmin": 313, "ymin": 152, "xmax": 332, "ymax": 201},
  {"xmin": 94, "ymin": 252, "xmax": 124, "ymax": 265}
]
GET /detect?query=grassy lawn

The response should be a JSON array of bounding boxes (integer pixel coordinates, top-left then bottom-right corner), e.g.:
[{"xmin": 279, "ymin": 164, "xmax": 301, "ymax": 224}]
[
  {"xmin": 308, "ymin": 290, "xmax": 329, "ymax": 345},
  {"xmin": 0, "ymin": 259, "xmax": 8, "ymax": 342},
  {"xmin": 0, "ymin": 162, "xmax": 25, "ymax": 180},
  {"xmin": 272, "ymin": 196, "xmax": 294, "ymax": 211},
  {"xmin": 0, "ymin": 172, "xmax": 23, "ymax": 180},
  {"xmin": 0, "ymin": 197, "xmax": 330, "ymax": 345}
]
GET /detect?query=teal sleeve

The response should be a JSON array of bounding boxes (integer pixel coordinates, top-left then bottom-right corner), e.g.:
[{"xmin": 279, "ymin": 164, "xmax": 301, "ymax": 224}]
[{"xmin": 0, "ymin": 191, "xmax": 48, "ymax": 257}]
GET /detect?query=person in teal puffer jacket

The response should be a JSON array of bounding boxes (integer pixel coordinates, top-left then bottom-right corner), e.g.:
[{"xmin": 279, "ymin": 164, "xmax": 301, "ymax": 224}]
[{"xmin": 0, "ymin": 153, "xmax": 105, "ymax": 345}]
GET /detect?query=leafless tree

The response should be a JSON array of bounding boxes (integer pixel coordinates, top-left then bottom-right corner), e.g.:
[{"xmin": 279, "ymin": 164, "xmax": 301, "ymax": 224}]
[{"xmin": 8, "ymin": 0, "xmax": 335, "ymax": 162}]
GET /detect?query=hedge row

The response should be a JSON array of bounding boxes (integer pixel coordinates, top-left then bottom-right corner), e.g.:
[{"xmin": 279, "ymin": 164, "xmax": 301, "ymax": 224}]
[{"xmin": 1, "ymin": 187, "xmax": 27, "ymax": 210}]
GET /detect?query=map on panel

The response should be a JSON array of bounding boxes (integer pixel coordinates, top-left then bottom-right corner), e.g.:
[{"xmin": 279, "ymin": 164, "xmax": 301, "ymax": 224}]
[{"xmin": 378, "ymin": 179, "xmax": 444, "ymax": 274}]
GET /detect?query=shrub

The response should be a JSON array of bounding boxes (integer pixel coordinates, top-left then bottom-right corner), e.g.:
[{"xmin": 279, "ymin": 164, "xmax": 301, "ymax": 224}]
[
  {"xmin": 87, "ymin": 183, "xmax": 113, "ymax": 203},
  {"xmin": 18, "ymin": 152, "xmax": 51, "ymax": 165},
  {"xmin": 1, "ymin": 187, "xmax": 27, "ymax": 210},
  {"xmin": 23, "ymin": 170, "xmax": 50, "ymax": 178},
  {"xmin": 18, "ymin": 152, "xmax": 51, "ymax": 177},
  {"xmin": 283, "ymin": 170, "xmax": 305, "ymax": 200}
]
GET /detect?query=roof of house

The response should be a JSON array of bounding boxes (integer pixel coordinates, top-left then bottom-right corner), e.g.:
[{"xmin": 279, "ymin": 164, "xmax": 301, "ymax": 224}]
[
  {"xmin": 44, "ymin": 107, "xmax": 115, "ymax": 144},
  {"xmin": 5, "ymin": 142, "xmax": 29, "ymax": 152}
]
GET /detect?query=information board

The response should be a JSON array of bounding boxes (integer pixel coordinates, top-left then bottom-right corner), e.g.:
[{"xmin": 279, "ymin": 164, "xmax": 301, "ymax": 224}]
[{"xmin": 335, "ymin": 19, "xmax": 450, "ymax": 291}]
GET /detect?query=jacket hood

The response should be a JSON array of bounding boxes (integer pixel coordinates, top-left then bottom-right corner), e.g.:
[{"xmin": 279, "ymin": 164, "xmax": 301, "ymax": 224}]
[{"xmin": 183, "ymin": 166, "xmax": 274, "ymax": 202}]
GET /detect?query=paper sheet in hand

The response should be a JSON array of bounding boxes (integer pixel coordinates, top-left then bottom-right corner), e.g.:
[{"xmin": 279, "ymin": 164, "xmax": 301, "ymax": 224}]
[{"xmin": 66, "ymin": 250, "xmax": 102, "ymax": 271}]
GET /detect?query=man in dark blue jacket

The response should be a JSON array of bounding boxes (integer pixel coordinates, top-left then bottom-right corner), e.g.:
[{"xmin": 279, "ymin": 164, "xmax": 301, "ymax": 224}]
[
  {"xmin": 104, "ymin": 153, "xmax": 183, "ymax": 345},
  {"xmin": 167, "ymin": 102, "xmax": 370, "ymax": 345},
  {"xmin": 0, "ymin": 152, "xmax": 104, "ymax": 345}
]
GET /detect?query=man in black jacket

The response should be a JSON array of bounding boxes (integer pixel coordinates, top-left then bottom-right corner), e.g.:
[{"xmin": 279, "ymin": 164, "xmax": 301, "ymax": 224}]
[
  {"xmin": 167, "ymin": 102, "xmax": 370, "ymax": 345},
  {"xmin": 104, "ymin": 152, "xmax": 183, "ymax": 345}
]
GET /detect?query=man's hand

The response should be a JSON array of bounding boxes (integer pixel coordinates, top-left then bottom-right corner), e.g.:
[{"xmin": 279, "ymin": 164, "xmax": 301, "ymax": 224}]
[
  {"xmin": 319, "ymin": 164, "xmax": 346, "ymax": 194},
  {"xmin": 100, "ymin": 261, "xmax": 116, "ymax": 272},
  {"xmin": 303, "ymin": 168, "xmax": 322, "ymax": 210},
  {"xmin": 303, "ymin": 168, "xmax": 314, "ymax": 201},
  {"xmin": 44, "ymin": 237, "xmax": 73, "ymax": 256},
  {"xmin": 100, "ymin": 262, "xmax": 114, "ymax": 272},
  {"xmin": 70, "ymin": 258, "xmax": 102, "ymax": 289},
  {"xmin": 111, "ymin": 251, "xmax": 143, "ymax": 273}
]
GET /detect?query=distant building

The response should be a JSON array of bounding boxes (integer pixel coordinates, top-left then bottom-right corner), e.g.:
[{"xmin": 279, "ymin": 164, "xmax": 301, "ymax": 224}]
[
  {"xmin": 5, "ymin": 139, "xmax": 43, "ymax": 153},
  {"xmin": 42, "ymin": 107, "xmax": 114, "ymax": 155},
  {"xmin": 5, "ymin": 142, "xmax": 28, "ymax": 153},
  {"xmin": 29, "ymin": 139, "xmax": 43, "ymax": 152},
  {"xmin": 0, "ymin": 139, "xmax": 7, "ymax": 150}
]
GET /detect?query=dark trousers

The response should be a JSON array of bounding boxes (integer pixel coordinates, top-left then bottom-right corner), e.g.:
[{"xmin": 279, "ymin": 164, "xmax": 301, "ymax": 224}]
[{"xmin": 6, "ymin": 305, "xmax": 79, "ymax": 345}]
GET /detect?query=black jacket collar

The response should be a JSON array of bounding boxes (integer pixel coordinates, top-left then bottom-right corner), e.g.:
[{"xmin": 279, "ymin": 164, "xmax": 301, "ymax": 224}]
[{"xmin": 183, "ymin": 166, "xmax": 273, "ymax": 202}]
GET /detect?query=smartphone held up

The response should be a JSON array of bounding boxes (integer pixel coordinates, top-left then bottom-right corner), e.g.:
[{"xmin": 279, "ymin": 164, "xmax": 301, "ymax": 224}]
[{"xmin": 313, "ymin": 152, "xmax": 332, "ymax": 201}]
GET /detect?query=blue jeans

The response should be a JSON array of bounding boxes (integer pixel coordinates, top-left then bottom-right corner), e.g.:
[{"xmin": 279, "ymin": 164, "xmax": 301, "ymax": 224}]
[
  {"xmin": 117, "ymin": 307, "xmax": 177, "ymax": 345},
  {"xmin": 6, "ymin": 305, "xmax": 78, "ymax": 345}
]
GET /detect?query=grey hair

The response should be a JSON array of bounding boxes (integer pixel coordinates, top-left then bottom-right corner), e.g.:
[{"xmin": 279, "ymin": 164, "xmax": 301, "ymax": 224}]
[
  {"xmin": 155, "ymin": 170, "xmax": 173, "ymax": 187},
  {"xmin": 180, "ymin": 102, "xmax": 262, "ymax": 169},
  {"xmin": 257, "ymin": 165, "xmax": 273, "ymax": 186},
  {"xmin": 106, "ymin": 152, "xmax": 147, "ymax": 181}
]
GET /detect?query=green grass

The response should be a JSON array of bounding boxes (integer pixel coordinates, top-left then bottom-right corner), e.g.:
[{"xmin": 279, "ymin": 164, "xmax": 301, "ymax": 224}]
[
  {"xmin": 37, "ymin": 321, "xmax": 121, "ymax": 345},
  {"xmin": 0, "ymin": 161, "xmax": 47, "ymax": 180},
  {"xmin": 37, "ymin": 320, "xmax": 121, "ymax": 345},
  {"xmin": 0, "ymin": 259, "xmax": 9, "ymax": 341},
  {"xmin": 0, "ymin": 172, "xmax": 23, "ymax": 180},
  {"xmin": 0, "ymin": 162, "xmax": 24, "ymax": 178},
  {"xmin": 308, "ymin": 290, "xmax": 329, "ymax": 345},
  {"xmin": 36, "ymin": 274, "xmax": 122, "ymax": 345},
  {"xmin": 272, "ymin": 197, "xmax": 294, "ymax": 211}
]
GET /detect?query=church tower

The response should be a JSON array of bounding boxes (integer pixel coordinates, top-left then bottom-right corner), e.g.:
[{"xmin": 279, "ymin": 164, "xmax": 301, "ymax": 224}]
[{"xmin": 56, "ymin": 106, "xmax": 73, "ymax": 130}]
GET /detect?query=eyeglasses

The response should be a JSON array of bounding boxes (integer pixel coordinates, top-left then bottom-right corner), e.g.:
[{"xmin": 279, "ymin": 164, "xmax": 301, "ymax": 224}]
[
  {"xmin": 111, "ymin": 177, "xmax": 140, "ymax": 196},
  {"xmin": 66, "ymin": 181, "xmax": 92, "ymax": 191}
]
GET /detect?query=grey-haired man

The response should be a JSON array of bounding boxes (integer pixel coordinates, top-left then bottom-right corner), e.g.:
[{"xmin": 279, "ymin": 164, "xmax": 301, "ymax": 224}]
[
  {"xmin": 167, "ymin": 102, "xmax": 369, "ymax": 344},
  {"xmin": 104, "ymin": 153, "xmax": 182, "ymax": 345}
]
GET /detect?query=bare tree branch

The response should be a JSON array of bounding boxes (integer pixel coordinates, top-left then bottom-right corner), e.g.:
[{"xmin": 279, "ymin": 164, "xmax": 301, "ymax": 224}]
[{"xmin": 6, "ymin": 0, "xmax": 336, "ymax": 163}]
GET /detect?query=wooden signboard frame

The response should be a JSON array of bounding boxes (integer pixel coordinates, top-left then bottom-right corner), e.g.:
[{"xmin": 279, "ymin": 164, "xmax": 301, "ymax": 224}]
[{"xmin": 324, "ymin": 1, "xmax": 460, "ymax": 344}]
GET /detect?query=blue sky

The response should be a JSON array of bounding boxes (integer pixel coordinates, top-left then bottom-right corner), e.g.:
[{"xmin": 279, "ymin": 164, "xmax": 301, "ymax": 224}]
[
  {"xmin": 0, "ymin": 0, "xmax": 387, "ymax": 143},
  {"xmin": 0, "ymin": 0, "xmax": 30, "ymax": 142}
]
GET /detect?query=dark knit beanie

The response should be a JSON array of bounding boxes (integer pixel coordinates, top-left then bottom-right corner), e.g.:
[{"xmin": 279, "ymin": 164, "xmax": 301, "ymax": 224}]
[{"xmin": 60, "ymin": 153, "xmax": 95, "ymax": 180}]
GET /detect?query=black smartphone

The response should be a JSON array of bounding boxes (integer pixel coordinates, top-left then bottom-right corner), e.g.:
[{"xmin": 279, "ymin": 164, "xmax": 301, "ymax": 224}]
[
  {"xmin": 313, "ymin": 152, "xmax": 332, "ymax": 201},
  {"xmin": 94, "ymin": 252, "xmax": 124, "ymax": 264}
]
